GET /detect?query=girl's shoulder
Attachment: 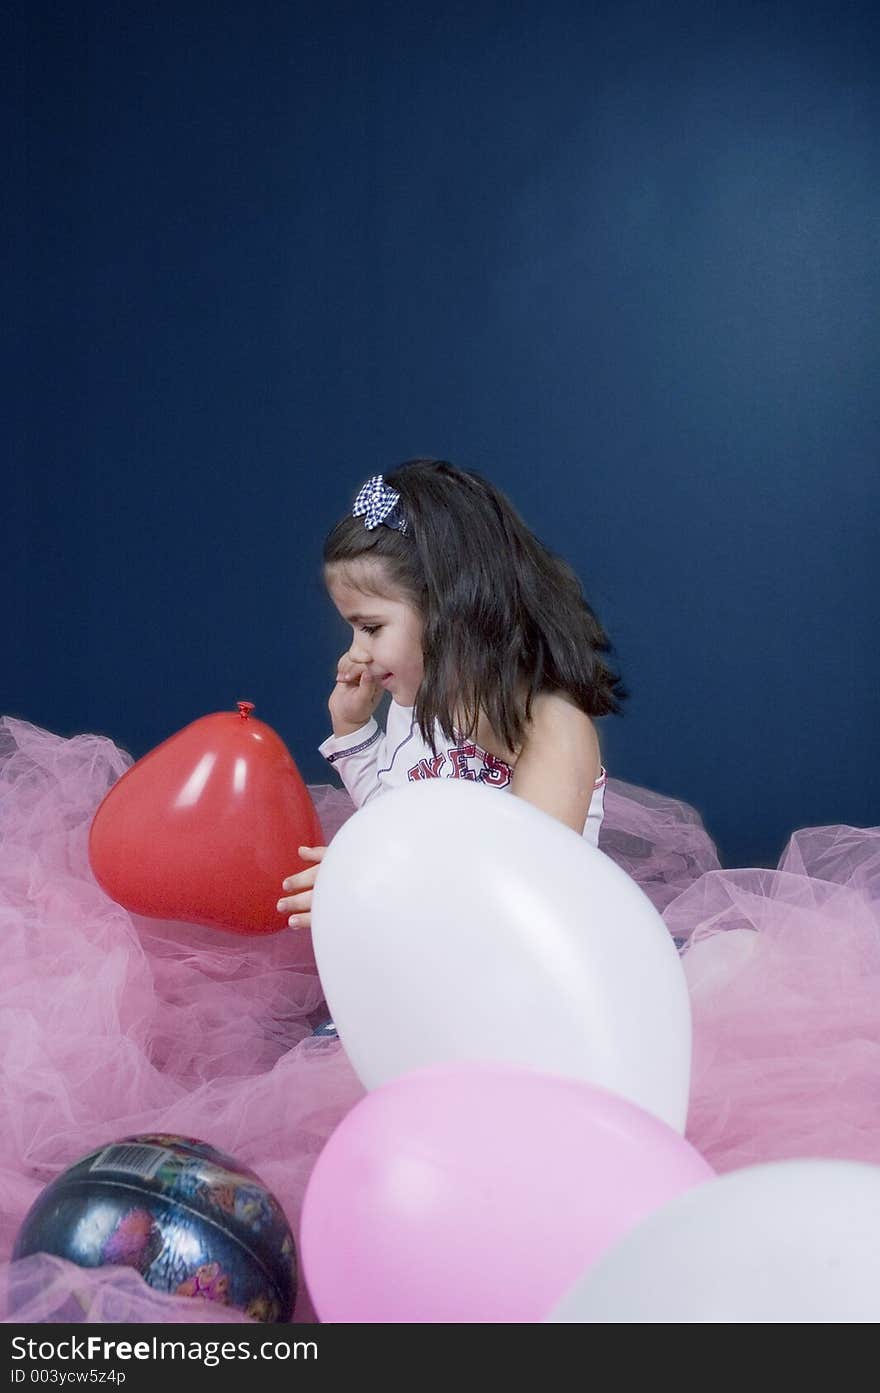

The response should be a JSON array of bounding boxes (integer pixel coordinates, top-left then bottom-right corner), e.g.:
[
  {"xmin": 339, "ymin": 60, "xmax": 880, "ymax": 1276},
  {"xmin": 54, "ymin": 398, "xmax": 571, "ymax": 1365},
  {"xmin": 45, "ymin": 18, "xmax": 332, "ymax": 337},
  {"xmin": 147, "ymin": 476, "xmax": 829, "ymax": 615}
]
[
  {"xmin": 512, "ymin": 691, "xmax": 602, "ymax": 799},
  {"xmin": 475, "ymin": 689, "xmax": 598, "ymax": 768},
  {"xmin": 525, "ymin": 690, "xmax": 599, "ymax": 748}
]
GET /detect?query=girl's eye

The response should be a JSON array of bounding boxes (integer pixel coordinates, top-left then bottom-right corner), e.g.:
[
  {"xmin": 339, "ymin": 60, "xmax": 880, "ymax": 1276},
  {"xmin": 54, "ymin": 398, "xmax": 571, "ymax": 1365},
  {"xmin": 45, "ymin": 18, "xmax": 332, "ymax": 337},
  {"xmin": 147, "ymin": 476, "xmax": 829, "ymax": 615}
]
[{"xmin": 360, "ymin": 625, "xmax": 380, "ymax": 636}]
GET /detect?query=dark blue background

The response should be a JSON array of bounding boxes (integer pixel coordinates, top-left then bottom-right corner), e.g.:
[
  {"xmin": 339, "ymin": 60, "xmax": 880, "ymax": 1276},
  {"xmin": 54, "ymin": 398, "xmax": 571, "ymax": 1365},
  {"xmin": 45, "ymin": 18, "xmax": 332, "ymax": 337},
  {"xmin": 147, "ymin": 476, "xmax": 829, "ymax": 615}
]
[{"xmin": 6, "ymin": 0, "xmax": 878, "ymax": 866}]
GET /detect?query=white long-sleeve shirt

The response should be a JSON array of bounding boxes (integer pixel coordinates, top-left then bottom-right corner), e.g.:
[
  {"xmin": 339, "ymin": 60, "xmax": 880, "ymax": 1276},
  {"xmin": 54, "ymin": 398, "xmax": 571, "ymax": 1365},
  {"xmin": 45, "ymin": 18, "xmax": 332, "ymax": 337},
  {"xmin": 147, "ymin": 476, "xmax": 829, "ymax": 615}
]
[{"xmin": 318, "ymin": 698, "xmax": 607, "ymax": 846}]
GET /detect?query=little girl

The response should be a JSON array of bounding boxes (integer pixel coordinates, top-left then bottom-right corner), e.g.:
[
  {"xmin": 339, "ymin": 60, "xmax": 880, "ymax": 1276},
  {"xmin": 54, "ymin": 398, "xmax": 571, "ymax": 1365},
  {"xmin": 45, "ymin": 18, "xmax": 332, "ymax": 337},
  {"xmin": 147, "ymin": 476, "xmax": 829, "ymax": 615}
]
[{"xmin": 278, "ymin": 458, "xmax": 626, "ymax": 928}]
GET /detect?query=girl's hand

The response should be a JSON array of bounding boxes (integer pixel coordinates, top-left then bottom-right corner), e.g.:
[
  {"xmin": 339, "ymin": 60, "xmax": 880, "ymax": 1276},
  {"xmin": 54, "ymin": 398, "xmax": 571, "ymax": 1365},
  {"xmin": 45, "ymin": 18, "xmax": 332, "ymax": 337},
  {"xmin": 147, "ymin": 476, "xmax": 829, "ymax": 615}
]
[
  {"xmin": 328, "ymin": 649, "xmax": 384, "ymax": 733},
  {"xmin": 277, "ymin": 846, "xmax": 327, "ymax": 929}
]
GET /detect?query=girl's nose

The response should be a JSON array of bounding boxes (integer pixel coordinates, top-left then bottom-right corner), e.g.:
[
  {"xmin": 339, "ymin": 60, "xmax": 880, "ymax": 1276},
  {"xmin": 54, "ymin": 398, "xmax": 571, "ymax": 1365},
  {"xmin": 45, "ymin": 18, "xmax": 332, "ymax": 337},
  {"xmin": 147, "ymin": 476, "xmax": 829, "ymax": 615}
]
[{"xmin": 349, "ymin": 637, "xmax": 370, "ymax": 663}]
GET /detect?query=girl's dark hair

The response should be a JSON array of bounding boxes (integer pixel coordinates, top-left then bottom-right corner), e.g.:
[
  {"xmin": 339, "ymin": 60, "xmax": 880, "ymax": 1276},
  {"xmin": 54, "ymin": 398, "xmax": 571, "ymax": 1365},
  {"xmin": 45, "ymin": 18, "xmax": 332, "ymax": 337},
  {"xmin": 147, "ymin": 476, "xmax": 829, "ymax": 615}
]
[{"xmin": 323, "ymin": 458, "xmax": 627, "ymax": 756}]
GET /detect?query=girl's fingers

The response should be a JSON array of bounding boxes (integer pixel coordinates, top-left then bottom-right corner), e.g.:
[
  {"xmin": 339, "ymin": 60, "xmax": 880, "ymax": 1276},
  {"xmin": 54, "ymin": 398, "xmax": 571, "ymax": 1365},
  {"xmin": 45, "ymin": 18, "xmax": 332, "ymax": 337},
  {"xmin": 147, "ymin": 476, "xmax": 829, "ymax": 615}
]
[
  {"xmin": 280, "ymin": 874, "xmax": 312, "ymax": 895},
  {"xmin": 280, "ymin": 846, "xmax": 325, "ymax": 926},
  {"xmin": 280, "ymin": 849, "xmax": 327, "ymax": 903},
  {"xmin": 280, "ymin": 850, "xmax": 326, "ymax": 893},
  {"xmin": 278, "ymin": 890, "xmax": 312, "ymax": 914}
]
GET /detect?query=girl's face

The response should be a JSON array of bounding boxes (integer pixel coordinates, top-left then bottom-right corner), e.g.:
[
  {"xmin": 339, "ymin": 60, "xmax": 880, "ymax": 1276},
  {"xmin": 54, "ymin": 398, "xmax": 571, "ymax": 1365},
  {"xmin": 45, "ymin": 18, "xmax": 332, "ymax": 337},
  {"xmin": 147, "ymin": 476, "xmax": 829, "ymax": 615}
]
[{"xmin": 325, "ymin": 563, "xmax": 425, "ymax": 706}]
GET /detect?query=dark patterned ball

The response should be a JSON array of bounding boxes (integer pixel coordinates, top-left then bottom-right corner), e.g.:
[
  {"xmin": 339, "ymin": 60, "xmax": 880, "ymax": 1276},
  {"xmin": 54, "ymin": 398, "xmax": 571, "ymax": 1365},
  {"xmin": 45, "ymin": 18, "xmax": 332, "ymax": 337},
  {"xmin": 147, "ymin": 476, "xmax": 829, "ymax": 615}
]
[
  {"xmin": 311, "ymin": 1019, "xmax": 339, "ymax": 1038},
  {"xmin": 13, "ymin": 1134, "xmax": 296, "ymax": 1322}
]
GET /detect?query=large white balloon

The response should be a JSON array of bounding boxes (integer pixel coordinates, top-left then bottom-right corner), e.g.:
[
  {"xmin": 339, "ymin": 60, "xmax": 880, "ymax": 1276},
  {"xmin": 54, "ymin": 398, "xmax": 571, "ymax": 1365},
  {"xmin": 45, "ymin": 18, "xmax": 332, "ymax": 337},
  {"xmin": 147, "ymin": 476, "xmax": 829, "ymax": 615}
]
[
  {"xmin": 311, "ymin": 778, "xmax": 691, "ymax": 1131},
  {"xmin": 548, "ymin": 1158, "xmax": 880, "ymax": 1323}
]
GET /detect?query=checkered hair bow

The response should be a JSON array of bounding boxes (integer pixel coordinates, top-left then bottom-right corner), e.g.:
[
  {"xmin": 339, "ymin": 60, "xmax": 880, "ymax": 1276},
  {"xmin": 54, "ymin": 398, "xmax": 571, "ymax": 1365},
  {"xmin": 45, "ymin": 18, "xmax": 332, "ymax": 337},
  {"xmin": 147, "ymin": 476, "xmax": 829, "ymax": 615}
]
[{"xmin": 351, "ymin": 475, "xmax": 408, "ymax": 534}]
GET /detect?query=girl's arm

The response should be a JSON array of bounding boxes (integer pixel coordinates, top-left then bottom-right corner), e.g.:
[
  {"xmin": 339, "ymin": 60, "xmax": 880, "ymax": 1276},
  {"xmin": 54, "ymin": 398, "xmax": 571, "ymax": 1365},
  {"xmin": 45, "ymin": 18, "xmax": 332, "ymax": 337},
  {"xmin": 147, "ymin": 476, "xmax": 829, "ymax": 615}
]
[
  {"xmin": 510, "ymin": 692, "xmax": 601, "ymax": 835},
  {"xmin": 318, "ymin": 717, "xmax": 387, "ymax": 808}
]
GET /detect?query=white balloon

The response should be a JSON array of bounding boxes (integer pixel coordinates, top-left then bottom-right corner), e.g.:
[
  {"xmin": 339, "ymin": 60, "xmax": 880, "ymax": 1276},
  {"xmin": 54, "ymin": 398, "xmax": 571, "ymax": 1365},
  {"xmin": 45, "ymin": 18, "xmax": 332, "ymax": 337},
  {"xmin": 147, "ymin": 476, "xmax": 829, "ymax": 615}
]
[
  {"xmin": 548, "ymin": 1158, "xmax": 880, "ymax": 1323},
  {"xmin": 311, "ymin": 778, "xmax": 691, "ymax": 1131}
]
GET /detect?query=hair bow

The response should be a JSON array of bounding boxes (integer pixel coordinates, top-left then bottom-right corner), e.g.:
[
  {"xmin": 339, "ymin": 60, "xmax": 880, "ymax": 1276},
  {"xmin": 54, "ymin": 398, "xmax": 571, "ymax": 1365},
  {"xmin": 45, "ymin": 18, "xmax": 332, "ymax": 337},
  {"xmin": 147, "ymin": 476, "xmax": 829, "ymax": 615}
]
[{"xmin": 352, "ymin": 475, "xmax": 408, "ymax": 534}]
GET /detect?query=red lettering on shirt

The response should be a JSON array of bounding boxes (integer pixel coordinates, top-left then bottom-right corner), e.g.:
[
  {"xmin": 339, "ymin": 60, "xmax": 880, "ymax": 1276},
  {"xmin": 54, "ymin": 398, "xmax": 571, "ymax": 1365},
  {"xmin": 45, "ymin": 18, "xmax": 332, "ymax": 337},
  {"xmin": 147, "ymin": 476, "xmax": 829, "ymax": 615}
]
[
  {"xmin": 478, "ymin": 751, "xmax": 512, "ymax": 787},
  {"xmin": 448, "ymin": 745, "xmax": 479, "ymax": 780},
  {"xmin": 405, "ymin": 744, "xmax": 513, "ymax": 788},
  {"xmin": 407, "ymin": 753, "xmax": 448, "ymax": 781}
]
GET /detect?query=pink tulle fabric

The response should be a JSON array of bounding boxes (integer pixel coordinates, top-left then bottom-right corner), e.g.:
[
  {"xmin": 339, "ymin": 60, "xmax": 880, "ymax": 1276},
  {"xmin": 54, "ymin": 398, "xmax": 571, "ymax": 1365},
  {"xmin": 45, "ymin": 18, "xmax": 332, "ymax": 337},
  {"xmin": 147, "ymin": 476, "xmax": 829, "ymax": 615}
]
[{"xmin": 1, "ymin": 715, "xmax": 877, "ymax": 1323}]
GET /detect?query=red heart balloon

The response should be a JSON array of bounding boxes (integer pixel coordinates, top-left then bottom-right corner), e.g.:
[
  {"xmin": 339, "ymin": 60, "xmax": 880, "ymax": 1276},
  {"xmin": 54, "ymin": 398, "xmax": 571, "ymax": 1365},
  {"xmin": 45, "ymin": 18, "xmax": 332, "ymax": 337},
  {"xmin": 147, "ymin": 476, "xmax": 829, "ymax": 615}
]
[{"xmin": 88, "ymin": 701, "xmax": 324, "ymax": 935}]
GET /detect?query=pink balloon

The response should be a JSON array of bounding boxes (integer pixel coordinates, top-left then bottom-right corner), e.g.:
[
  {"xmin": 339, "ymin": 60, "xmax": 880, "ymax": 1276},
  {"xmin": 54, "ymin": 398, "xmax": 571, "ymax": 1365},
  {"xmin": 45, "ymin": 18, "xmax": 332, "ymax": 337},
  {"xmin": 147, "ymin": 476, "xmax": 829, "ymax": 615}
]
[{"xmin": 301, "ymin": 1061, "xmax": 713, "ymax": 1323}]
